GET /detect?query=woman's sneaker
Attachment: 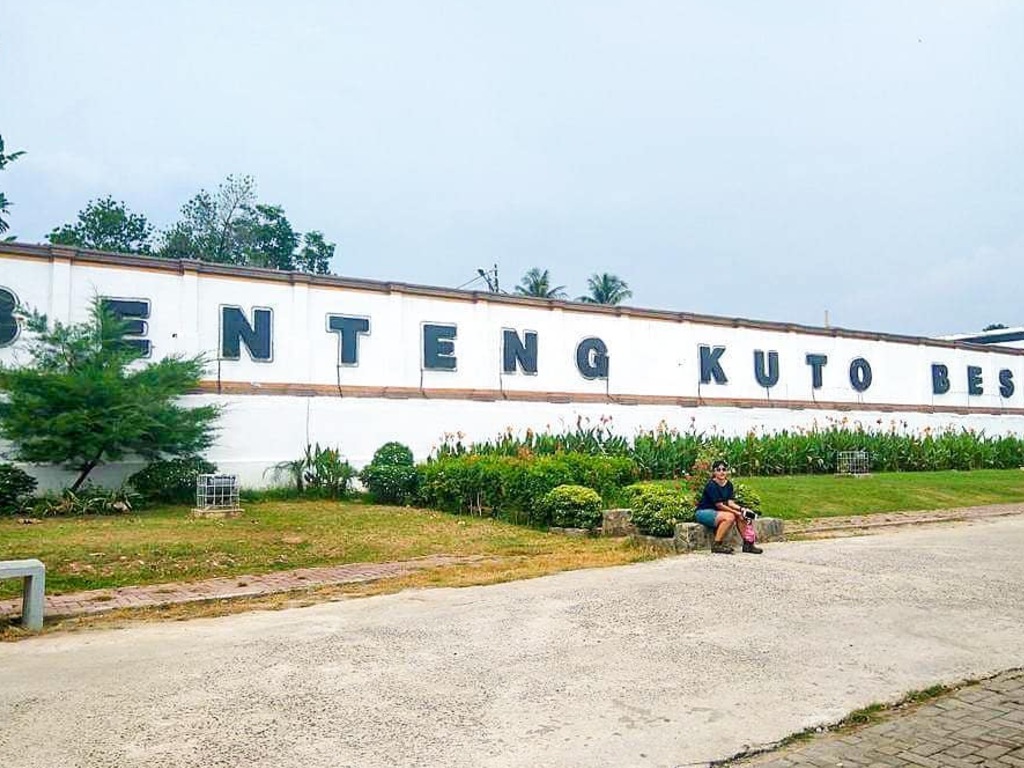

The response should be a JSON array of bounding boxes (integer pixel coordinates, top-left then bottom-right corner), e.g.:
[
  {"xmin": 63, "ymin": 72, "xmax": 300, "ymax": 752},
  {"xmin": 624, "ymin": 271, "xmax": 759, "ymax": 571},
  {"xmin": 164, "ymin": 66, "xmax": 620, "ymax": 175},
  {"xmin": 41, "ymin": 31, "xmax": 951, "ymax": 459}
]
[
  {"xmin": 710, "ymin": 542, "xmax": 734, "ymax": 555},
  {"xmin": 742, "ymin": 542, "xmax": 763, "ymax": 555}
]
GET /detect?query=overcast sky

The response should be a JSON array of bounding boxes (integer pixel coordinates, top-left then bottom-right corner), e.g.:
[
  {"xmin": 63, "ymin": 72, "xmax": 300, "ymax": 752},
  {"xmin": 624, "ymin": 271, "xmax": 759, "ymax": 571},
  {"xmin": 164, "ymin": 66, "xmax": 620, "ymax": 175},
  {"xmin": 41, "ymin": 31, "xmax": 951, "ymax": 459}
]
[{"xmin": 3, "ymin": 1, "xmax": 1022, "ymax": 336}]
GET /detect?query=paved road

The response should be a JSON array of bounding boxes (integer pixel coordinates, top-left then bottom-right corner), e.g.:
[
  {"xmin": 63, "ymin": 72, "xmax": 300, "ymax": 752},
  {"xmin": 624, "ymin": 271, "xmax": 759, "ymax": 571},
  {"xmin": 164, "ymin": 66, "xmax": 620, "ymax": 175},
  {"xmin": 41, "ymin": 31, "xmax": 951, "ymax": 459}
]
[{"xmin": 3, "ymin": 517, "xmax": 1024, "ymax": 768}]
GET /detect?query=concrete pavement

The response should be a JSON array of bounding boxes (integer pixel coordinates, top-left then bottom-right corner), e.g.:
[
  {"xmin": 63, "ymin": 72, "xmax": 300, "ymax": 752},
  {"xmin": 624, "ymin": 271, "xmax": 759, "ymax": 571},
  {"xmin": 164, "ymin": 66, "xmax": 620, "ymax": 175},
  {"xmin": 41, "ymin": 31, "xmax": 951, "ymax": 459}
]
[{"xmin": 2, "ymin": 516, "xmax": 1024, "ymax": 767}]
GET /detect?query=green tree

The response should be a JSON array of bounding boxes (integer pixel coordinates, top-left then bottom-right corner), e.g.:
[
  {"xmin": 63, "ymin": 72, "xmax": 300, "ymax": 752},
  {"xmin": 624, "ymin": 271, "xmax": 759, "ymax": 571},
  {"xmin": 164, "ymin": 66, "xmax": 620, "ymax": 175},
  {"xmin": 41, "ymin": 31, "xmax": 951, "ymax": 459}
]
[
  {"xmin": 0, "ymin": 300, "xmax": 220, "ymax": 491},
  {"xmin": 0, "ymin": 134, "xmax": 26, "ymax": 236},
  {"xmin": 296, "ymin": 231, "xmax": 335, "ymax": 275},
  {"xmin": 159, "ymin": 174, "xmax": 256, "ymax": 263},
  {"xmin": 238, "ymin": 203, "xmax": 299, "ymax": 270},
  {"xmin": 158, "ymin": 175, "xmax": 335, "ymax": 274},
  {"xmin": 514, "ymin": 268, "xmax": 567, "ymax": 299},
  {"xmin": 47, "ymin": 196, "xmax": 154, "ymax": 254},
  {"xmin": 983, "ymin": 323, "xmax": 1008, "ymax": 331},
  {"xmin": 578, "ymin": 272, "xmax": 632, "ymax": 305}
]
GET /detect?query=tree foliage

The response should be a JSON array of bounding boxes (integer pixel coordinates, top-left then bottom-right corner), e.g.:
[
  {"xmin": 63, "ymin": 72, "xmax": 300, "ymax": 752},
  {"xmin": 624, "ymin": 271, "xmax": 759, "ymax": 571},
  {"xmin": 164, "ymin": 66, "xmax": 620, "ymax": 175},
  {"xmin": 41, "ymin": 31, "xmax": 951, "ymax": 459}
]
[
  {"xmin": 0, "ymin": 133, "xmax": 26, "ymax": 236},
  {"xmin": 158, "ymin": 175, "xmax": 335, "ymax": 273},
  {"xmin": 578, "ymin": 272, "xmax": 632, "ymax": 305},
  {"xmin": 47, "ymin": 196, "xmax": 154, "ymax": 253},
  {"xmin": 514, "ymin": 268, "xmax": 567, "ymax": 299},
  {"xmin": 0, "ymin": 300, "xmax": 220, "ymax": 491}
]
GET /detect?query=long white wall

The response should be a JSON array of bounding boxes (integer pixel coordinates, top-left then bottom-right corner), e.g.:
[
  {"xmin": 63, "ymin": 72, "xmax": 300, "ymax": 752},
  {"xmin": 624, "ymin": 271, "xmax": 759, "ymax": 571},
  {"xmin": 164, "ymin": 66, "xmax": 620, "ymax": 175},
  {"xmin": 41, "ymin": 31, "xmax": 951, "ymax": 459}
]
[{"xmin": 3, "ymin": 245, "xmax": 1023, "ymax": 487}]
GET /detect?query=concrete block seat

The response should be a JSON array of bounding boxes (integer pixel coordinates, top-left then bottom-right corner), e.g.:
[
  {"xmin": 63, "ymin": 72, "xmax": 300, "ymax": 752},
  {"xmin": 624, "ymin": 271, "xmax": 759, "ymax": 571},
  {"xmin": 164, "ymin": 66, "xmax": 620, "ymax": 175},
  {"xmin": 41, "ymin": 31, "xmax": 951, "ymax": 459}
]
[
  {"xmin": 674, "ymin": 517, "xmax": 785, "ymax": 552},
  {"xmin": 0, "ymin": 559, "xmax": 46, "ymax": 630}
]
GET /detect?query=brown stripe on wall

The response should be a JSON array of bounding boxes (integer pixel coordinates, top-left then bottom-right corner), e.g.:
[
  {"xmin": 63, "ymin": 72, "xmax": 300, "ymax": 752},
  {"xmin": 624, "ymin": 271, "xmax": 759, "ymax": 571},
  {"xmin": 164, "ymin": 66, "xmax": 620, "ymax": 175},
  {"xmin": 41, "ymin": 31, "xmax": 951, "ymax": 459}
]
[{"xmin": 191, "ymin": 380, "xmax": 1024, "ymax": 416}]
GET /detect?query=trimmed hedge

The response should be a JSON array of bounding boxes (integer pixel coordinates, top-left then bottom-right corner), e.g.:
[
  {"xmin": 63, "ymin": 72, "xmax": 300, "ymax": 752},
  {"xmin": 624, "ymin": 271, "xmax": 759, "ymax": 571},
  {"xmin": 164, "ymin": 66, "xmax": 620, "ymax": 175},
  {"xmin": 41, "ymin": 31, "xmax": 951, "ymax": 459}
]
[
  {"xmin": 360, "ymin": 441, "xmax": 419, "ymax": 504},
  {"xmin": 622, "ymin": 482, "xmax": 689, "ymax": 537},
  {"xmin": 417, "ymin": 453, "xmax": 636, "ymax": 522},
  {"xmin": 538, "ymin": 484, "xmax": 603, "ymax": 529}
]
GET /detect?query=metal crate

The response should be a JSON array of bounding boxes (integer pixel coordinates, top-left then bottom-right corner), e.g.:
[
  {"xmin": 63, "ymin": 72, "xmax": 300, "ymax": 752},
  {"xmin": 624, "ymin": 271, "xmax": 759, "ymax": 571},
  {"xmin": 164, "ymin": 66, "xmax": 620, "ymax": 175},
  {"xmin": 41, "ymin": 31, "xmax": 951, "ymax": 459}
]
[
  {"xmin": 194, "ymin": 473, "xmax": 241, "ymax": 514},
  {"xmin": 836, "ymin": 450, "xmax": 871, "ymax": 476}
]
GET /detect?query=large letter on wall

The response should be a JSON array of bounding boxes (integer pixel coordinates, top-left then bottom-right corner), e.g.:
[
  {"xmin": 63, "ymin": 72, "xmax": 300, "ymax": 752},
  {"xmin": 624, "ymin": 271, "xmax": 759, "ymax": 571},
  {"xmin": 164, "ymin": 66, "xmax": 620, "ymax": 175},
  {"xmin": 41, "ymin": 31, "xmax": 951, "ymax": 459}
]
[
  {"xmin": 753, "ymin": 350, "xmax": 779, "ymax": 388},
  {"xmin": 699, "ymin": 345, "xmax": 728, "ymax": 384},
  {"xmin": 999, "ymin": 369, "xmax": 1014, "ymax": 399},
  {"xmin": 423, "ymin": 323, "xmax": 457, "ymax": 370},
  {"xmin": 931, "ymin": 364, "xmax": 950, "ymax": 395},
  {"xmin": 503, "ymin": 329, "xmax": 538, "ymax": 374},
  {"xmin": 327, "ymin": 315, "xmax": 370, "ymax": 365},
  {"xmin": 849, "ymin": 358, "xmax": 872, "ymax": 392},
  {"xmin": 221, "ymin": 306, "xmax": 273, "ymax": 361},
  {"xmin": 805, "ymin": 354, "xmax": 828, "ymax": 389},
  {"xmin": 101, "ymin": 298, "xmax": 151, "ymax": 357},
  {"xmin": 576, "ymin": 337, "xmax": 608, "ymax": 379},
  {"xmin": 0, "ymin": 287, "xmax": 18, "ymax": 346}
]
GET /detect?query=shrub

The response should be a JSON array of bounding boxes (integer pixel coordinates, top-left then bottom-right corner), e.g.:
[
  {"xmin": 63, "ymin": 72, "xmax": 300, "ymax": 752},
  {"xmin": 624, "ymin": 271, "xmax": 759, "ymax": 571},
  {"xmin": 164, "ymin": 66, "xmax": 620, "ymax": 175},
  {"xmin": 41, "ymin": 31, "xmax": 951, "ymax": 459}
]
[
  {"xmin": 537, "ymin": 484, "xmax": 603, "ymax": 529},
  {"xmin": 128, "ymin": 457, "xmax": 217, "ymax": 505},
  {"xmin": 269, "ymin": 443, "xmax": 355, "ymax": 499},
  {"xmin": 416, "ymin": 453, "xmax": 637, "ymax": 523},
  {"xmin": 0, "ymin": 463, "xmax": 37, "ymax": 514},
  {"xmin": 733, "ymin": 482, "xmax": 762, "ymax": 514},
  {"xmin": 623, "ymin": 482, "xmax": 689, "ymax": 537},
  {"xmin": 360, "ymin": 441, "xmax": 419, "ymax": 504},
  {"xmin": 33, "ymin": 485, "xmax": 140, "ymax": 517}
]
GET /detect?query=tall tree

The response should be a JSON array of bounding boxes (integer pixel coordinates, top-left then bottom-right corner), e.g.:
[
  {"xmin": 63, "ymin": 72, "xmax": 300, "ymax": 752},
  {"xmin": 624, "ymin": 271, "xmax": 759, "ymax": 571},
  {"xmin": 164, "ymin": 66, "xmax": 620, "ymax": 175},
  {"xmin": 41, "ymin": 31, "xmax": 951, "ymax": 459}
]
[
  {"xmin": 158, "ymin": 175, "xmax": 335, "ymax": 274},
  {"xmin": 578, "ymin": 273, "xmax": 632, "ymax": 305},
  {"xmin": 47, "ymin": 196, "xmax": 154, "ymax": 254},
  {"xmin": 296, "ymin": 231, "xmax": 335, "ymax": 275},
  {"xmin": 514, "ymin": 268, "xmax": 567, "ymax": 299},
  {"xmin": 0, "ymin": 134, "xmax": 26, "ymax": 236},
  {"xmin": 0, "ymin": 300, "xmax": 220, "ymax": 491},
  {"xmin": 159, "ymin": 174, "xmax": 256, "ymax": 263}
]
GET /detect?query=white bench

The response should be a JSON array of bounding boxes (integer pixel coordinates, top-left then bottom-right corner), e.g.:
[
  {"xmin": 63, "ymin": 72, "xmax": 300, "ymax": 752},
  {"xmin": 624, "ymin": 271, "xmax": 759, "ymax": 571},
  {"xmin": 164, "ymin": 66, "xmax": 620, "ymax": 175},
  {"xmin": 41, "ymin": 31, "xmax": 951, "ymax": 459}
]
[{"xmin": 0, "ymin": 559, "xmax": 46, "ymax": 630}]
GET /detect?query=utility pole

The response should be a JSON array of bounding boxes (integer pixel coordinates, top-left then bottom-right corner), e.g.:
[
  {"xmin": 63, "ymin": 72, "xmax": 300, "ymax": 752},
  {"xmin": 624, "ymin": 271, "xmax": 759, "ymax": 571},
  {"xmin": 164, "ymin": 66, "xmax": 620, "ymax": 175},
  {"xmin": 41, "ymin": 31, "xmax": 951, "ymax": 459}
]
[{"xmin": 477, "ymin": 263, "xmax": 500, "ymax": 293}]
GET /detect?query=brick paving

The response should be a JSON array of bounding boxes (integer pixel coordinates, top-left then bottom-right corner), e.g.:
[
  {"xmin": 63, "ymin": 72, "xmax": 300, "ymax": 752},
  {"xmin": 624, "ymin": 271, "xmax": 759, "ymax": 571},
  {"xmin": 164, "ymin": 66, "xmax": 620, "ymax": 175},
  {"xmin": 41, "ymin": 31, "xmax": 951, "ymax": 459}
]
[
  {"xmin": 0, "ymin": 554, "xmax": 481, "ymax": 619},
  {"xmin": 729, "ymin": 669, "xmax": 1024, "ymax": 767}
]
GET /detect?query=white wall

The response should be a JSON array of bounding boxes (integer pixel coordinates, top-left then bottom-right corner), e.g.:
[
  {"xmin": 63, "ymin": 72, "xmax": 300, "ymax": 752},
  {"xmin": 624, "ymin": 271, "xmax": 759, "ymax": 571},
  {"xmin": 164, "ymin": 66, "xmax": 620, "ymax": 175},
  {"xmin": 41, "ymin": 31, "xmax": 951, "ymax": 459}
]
[{"xmin": 3, "ymin": 245, "xmax": 1023, "ymax": 488}]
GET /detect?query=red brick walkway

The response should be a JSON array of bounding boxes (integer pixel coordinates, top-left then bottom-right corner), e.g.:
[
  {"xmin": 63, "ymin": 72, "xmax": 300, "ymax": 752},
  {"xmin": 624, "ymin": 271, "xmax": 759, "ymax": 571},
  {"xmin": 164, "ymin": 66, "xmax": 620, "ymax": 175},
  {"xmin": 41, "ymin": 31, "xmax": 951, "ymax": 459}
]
[{"xmin": 0, "ymin": 555, "xmax": 481, "ymax": 620}]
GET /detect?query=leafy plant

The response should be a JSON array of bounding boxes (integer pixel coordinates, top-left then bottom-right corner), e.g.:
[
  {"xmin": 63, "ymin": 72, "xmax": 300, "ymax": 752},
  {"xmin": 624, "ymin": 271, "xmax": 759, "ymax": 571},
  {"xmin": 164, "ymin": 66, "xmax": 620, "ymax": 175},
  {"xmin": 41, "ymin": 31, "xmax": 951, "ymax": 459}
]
[
  {"xmin": 622, "ymin": 482, "xmax": 689, "ymax": 537},
  {"xmin": 269, "ymin": 443, "xmax": 355, "ymax": 499},
  {"xmin": 33, "ymin": 485, "xmax": 140, "ymax": 517},
  {"xmin": 128, "ymin": 457, "xmax": 217, "ymax": 505},
  {"xmin": 416, "ymin": 452, "xmax": 635, "ymax": 522},
  {"xmin": 0, "ymin": 299, "xmax": 220, "ymax": 491},
  {"xmin": 0, "ymin": 463, "xmax": 37, "ymax": 514},
  {"xmin": 537, "ymin": 484, "xmax": 603, "ymax": 529},
  {"xmin": 360, "ymin": 441, "xmax": 418, "ymax": 504}
]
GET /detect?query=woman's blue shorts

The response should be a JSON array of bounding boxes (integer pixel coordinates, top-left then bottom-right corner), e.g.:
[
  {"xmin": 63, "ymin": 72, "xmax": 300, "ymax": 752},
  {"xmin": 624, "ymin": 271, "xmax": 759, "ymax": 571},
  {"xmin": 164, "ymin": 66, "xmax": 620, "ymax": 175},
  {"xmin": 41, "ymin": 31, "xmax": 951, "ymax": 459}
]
[{"xmin": 694, "ymin": 508, "xmax": 719, "ymax": 529}]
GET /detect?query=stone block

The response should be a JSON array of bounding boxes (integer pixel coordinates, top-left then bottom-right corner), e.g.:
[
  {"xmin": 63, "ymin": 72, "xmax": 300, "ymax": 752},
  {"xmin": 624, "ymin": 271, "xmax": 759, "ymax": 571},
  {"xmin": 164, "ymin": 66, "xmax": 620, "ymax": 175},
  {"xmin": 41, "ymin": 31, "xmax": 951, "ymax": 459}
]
[
  {"xmin": 601, "ymin": 508, "xmax": 638, "ymax": 537},
  {"xmin": 674, "ymin": 517, "xmax": 785, "ymax": 552}
]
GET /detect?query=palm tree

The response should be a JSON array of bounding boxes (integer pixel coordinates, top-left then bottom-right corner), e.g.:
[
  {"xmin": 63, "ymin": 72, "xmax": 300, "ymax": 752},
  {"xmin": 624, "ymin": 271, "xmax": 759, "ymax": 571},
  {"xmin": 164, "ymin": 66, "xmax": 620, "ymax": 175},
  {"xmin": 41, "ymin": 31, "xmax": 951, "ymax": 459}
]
[
  {"xmin": 578, "ymin": 273, "xmax": 632, "ymax": 305},
  {"xmin": 514, "ymin": 268, "xmax": 567, "ymax": 299}
]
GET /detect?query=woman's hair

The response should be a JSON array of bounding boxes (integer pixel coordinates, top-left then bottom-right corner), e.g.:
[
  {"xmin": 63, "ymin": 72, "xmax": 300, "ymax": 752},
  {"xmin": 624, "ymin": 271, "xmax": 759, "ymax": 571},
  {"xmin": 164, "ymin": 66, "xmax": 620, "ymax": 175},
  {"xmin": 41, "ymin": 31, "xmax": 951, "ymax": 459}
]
[{"xmin": 712, "ymin": 460, "xmax": 728, "ymax": 471}]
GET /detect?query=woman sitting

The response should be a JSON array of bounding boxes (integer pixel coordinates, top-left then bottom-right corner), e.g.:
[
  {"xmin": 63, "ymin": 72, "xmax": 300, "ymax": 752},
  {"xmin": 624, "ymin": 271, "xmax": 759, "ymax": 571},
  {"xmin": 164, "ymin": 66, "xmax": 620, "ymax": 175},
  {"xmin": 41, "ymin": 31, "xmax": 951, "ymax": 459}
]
[{"xmin": 693, "ymin": 461, "xmax": 762, "ymax": 555}]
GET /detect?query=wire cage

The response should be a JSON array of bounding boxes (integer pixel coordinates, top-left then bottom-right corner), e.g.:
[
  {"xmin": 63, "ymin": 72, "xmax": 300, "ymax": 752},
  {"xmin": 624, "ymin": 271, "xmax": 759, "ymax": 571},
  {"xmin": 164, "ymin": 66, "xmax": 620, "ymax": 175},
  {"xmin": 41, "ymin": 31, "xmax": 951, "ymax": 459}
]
[
  {"xmin": 194, "ymin": 473, "xmax": 242, "ymax": 514},
  {"xmin": 836, "ymin": 450, "xmax": 871, "ymax": 476}
]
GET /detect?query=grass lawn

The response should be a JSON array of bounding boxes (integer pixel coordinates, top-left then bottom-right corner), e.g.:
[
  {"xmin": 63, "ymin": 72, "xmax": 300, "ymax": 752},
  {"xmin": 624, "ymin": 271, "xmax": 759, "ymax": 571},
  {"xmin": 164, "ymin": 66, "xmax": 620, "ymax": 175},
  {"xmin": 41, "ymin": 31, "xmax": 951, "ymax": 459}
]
[
  {"xmin": 3, "ymin": 469, "xmax": 1023, "ymax": 605},
  {"xmin": 653, "ymin": 468, "xmax": 1024, "ymax": 520},
  {"xmin": 0, "ymin": 500, "xmax": 652, "ymax": 599}
]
